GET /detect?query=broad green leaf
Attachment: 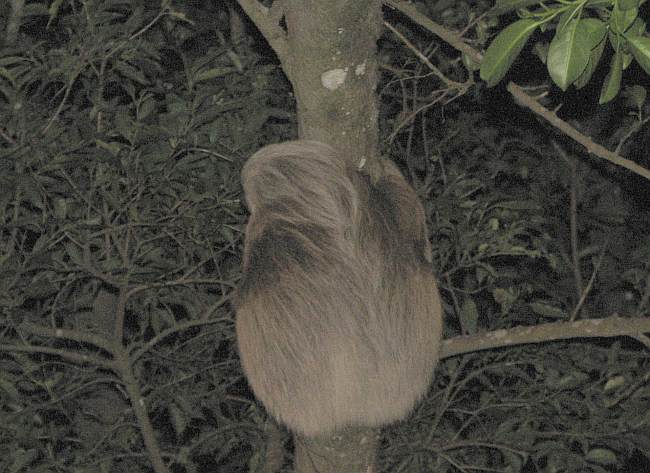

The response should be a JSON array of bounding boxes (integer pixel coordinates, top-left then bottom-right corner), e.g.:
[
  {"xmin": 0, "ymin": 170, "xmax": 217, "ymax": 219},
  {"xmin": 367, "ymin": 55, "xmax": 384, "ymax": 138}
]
[
  {"xmin": 627, "ymin": 35, "xmax": 650, "ymax": 74},
  {"xmin": 610, "ymin": 2, "xmax": 638, "ymax": 33},
  {"xmin": 628, "ymin": 17, "xmax": 646, "ymax": 37},
  {"xmin": 572, "ymin": 19, "xmax": 607, "ymax": 89},
  {"xmin": 618, "ymin": 0, "xmax": 640, "ymax": 11},
  {"xmin": 581, "ymin": 18, "xmax": 608, "ymax": 49},
  {"xmin": 574, "ymin": 35, "xmax": 606, "ymax": 89},
  {"xmin": 599, "ymin": 48, "xmax": 623, "ymax": 104},
  {"xmin": 481, "ymin": 19, "xmax": 539, "ymax": 87},
  {"xmin": 556, "ymin": 5, "xmax": 582, "ymax": 35},
  {"xmin": 547, "ymin": 19, "xmax": 593, "ymax": 91}
]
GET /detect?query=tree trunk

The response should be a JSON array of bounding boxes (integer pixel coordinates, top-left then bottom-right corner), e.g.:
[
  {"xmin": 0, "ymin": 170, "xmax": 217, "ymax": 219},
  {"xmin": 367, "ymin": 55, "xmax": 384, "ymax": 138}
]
[
  {"xmin": 236, "ymin": 1, "xmax": 386, "ymax": 472},
  {"xmin": 283, "ymin": 0, "xmax": 382, "ymax": 166},
  {"xmin": 294, "ymin": 427, "xmax": 380, "ymax": 473}
]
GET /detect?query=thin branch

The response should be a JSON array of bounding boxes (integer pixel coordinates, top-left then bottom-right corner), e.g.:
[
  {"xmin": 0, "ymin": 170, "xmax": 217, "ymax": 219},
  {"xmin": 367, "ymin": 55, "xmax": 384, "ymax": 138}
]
[
  {"xmin": 112, "ymin": 346, "xmax": 171, "ymax": 473},
  {"xmin": 18, "ymin": 321, "xmax": 114, "ymax": 353},
  {"xmin": 0, "ymin": 343, "xmax": 113, "ymax": 369},
  {"xmin": 383, "ymin": 21, "xmax": 464, "ymax": 89},
  {"xmin": 384, "ymin": 0, "xmax": 482, "ymax": 64},
  {"xmin": 236, "ymin": 0, "xmax": 288, "ymax": 63},
  {"xmin": 569, "ymin": 243, "xmax": 607, "ymax": 322},
  {"xmin": 130, "ymin": 314, "xmax": 228, "ymax": 362},
  {"xmin": 508, "ymin": 82, "xmax": 650, "ymax": 181},
  {"xmin": 441, "ymin": 316, "xmax": 650, "ymax": 359},
  {"xmin": 551, "ymin": 141, "xmax": 585, "ymax": 315},
  {"xmin": 384, "ymin": 0, "xmax": 650, "ymax": 182}
]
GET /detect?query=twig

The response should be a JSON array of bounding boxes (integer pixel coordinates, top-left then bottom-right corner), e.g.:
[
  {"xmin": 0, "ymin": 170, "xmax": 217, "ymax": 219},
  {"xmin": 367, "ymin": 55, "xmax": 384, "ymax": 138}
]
[
  {"xmin": 569, "ymin": 243, "xmax": 608, "ymax": 322},
  {"xmin": 508, "ymin": 82, "xmax": 650, "ymax": 181}
]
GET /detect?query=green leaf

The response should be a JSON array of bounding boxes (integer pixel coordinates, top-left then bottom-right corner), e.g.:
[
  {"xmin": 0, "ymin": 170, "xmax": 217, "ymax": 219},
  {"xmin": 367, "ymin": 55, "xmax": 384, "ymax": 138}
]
[
  {"xmin": 547, "ymin": 19, "xmax": 596, "ymax": 91},
  {"xmin": 494, "ymin": 287, "xmax": 518, "ymax": 316},
  {"xmin": 599, "ymin": 48, "xmax": 624, "ymax": 104},
  {"xmin": 194, "ymin": 67, "xmax": 235, "ymax": 83},
  {"xmin": 459, "ymin": 297, "xmax": 479, "ymax": 335},
  {"xmin": 610, "ymin": 2, "xmax": 638, "ymax": 34},
  {"xmin": 627, "ymin": 17, "xmax": 646, "ymax": 37},
  {"xmin": 585, "ymin": 448, "xmax": 618, "ymax": 466},
  {"xmin": 627, "ymin": 35, "xmax": 650, "ymax": 74},
  {"xmin": 529, "ymin": 301, "xmax": 566, "ymax": 319},
  {"xmin": 574, "ymin": 35, "xmax": 606, "ymax": 89},
  {"xmin": 138, "ymin": 94, "xmax": 155, "ymax": 120},
  {"xmin": 618, "ymin": 0, "xmax": 640, "ymax": 10},
  {"xmin": 556, "ymin": 6, "xmax": 582, "ymax": 35},
  {"xmin": 581, "ymin": 18, "xmax": 608, "ymax": 49},
  {"xmin": 115, "ymin": 60, "xmax": 149, "ymax": 85},
  {"xmin": 603, "ymin": 375, "xmax": 626, "ymax": 391},
  {"xmin": 481, "ymin": 19, "xmax": 539, "ymax": 87},
  {"xmin": 64, "ymin": 242, "xmax": 84, "ymax": 266}
]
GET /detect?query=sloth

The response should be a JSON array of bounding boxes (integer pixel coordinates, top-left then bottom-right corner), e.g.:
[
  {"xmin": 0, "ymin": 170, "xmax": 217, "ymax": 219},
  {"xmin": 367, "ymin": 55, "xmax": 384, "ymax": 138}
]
[{"xmin": 235, "ymin": 140, "xmax": 443, "ymax": 437}]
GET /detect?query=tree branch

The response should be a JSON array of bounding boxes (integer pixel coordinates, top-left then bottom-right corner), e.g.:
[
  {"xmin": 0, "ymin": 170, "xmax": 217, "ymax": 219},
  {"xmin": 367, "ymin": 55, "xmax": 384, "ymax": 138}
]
[
  {"xmin": 508, "ymin": 82, "xmax": 650, "ymax": 182},
  {"xmin": 18, "ymin": 321, "xmax": 114, "ymax": 353},
  {"xmin": 0, "ymin": 343, "xmax": 113, "ymax": 369},
  {"xmin": 384, "ymin": 0, "xmax": 482, "ymax": 64},
  {"xmin": 441, "ymin": 315, "xmax": 650, "ymax": 359},
  {"xmin": 384, "ymin": 0, "xmax": 650, "ymax": 182},
  {"xmin": 236, "ymin": 0, "xmax": 288, "ymax": 64}
]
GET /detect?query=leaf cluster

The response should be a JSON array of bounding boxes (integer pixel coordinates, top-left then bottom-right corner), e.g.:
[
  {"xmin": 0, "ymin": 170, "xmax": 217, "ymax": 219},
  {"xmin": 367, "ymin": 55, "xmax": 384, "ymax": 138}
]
[
  {"xmin": 381, "ymin": 105, "xmax": 650, "ymax": 471},
  {"xmin": 384, "ymin": 341, "xmax": 650, "ymax": 472},
  {"xmin": 420, "ymin": 110, "xmax": 649, "ymax": 334},
  {"xmin": 0, "ymin": 1, "xmax": 293, "ymax": 472},
  {"xmin": 481, "ymin": 0, "xmax": 650, "ymax": 103}
]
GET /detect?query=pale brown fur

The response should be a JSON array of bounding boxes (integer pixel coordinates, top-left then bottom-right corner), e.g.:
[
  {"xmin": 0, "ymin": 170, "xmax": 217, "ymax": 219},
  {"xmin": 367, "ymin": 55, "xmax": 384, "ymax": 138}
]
[{"xmin": 235, "ymin": 140, "xmax": 443, "ymax": 437}]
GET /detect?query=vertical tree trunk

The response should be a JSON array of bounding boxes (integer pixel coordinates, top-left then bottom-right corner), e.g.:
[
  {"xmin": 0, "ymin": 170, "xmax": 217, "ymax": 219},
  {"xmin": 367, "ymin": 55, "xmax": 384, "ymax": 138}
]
[
  {"xmin": 282, "ymin": 0, "xmax": 382, "ymax": 166},
  {"xmin": 236, "ymin": 2, "xmax": 386, "ymax": 472},
  {"xmin": 294, "ymin": 427, "xmax": 380, "ymax": 473}
]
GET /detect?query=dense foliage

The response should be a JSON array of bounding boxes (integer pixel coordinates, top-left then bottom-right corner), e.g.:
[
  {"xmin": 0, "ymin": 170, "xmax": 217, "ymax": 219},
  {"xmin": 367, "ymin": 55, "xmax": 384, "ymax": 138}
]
[{"xmin": 0, "ymin": 1, "xmax": 648, "ymax": 472}]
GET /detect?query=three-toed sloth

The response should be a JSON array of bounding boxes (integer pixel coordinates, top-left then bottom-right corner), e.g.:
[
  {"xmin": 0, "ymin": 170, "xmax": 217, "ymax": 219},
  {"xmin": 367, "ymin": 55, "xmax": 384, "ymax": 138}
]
[{"xmin": 235, "ymin": 140, "xmax": 443, "ymax": 437}]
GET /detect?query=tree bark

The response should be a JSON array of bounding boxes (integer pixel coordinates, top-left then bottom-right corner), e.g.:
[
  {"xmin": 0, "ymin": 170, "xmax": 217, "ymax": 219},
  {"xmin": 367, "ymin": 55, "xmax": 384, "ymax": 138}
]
[
  {"xmin": 236, "ymin": 2, "xmax": 386, "ymax": 472},
  {"xmin": 294, "ymin": 427, "xmax": 380, "ymax": 473},
  {"xmin": 237, "ymin": 0, "xmax": 383, "ymax": 170}
]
